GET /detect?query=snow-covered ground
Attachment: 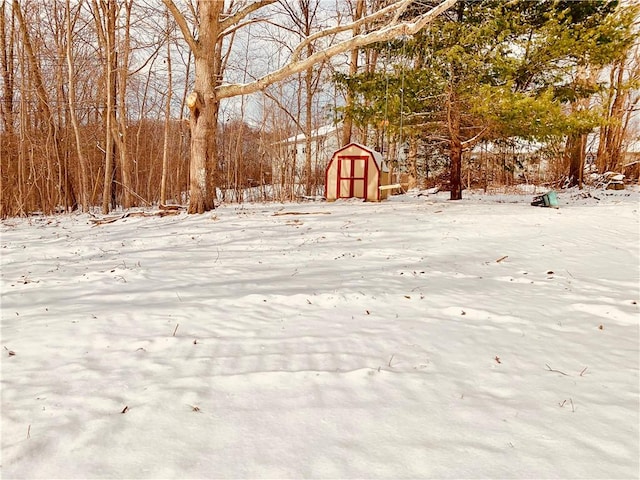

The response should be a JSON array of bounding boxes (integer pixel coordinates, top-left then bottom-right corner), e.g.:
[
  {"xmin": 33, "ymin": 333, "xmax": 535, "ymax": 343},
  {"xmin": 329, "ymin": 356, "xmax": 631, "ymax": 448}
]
[{"xmin": 1, "ymin": 188, "xmax": 639, "ymax": 479}]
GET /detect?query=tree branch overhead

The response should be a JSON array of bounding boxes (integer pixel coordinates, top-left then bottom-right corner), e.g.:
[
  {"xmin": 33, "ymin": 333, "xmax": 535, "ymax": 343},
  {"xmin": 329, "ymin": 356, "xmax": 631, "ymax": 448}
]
[{"xmin": 217, "ymin": 0, "xmax": 457, "ymax": 99}]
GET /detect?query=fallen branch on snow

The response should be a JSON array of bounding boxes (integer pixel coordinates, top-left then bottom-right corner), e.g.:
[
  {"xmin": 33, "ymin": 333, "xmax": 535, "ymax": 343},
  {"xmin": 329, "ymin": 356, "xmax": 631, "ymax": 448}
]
[
  {"xmin": 90, "ymin": 209, "xmax": 183, "ymax": 226},
  {"xmin": 273, "ymin": 211, "xmax": 331, "ymax": 216}
]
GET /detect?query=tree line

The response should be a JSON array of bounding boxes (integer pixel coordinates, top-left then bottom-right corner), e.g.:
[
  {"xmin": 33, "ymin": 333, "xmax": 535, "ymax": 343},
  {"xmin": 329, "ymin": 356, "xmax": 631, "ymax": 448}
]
[{"xmin": 1, "ymin": 0, "xmax": 638, "ymax": 217}]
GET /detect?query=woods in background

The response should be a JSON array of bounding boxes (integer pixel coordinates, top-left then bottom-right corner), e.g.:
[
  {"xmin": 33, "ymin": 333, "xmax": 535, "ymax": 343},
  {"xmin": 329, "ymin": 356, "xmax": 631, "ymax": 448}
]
[{"xmin": 1, "ymin": 0, "xmax": 638, "ymax": 217}]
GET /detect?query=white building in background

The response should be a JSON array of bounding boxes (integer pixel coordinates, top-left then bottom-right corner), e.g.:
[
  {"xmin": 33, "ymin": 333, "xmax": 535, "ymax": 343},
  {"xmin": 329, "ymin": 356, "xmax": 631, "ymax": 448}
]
[
  {"xmin": 623, "ymin": 139, "xmax": 640, "ymax": 162},
  {"xmin": 622, "ymin": 139, "xmax": 640, "ymax": 181},
  {"xmin": 272, "ymin": 123, "xmax": 343, "ymax": 184}
]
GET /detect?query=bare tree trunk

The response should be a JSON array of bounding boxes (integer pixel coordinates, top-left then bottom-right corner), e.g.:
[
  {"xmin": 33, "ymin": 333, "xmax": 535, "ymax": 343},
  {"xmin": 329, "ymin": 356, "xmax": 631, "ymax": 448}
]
[
  {"xmin": 65, "ymin": 0, "xmax": 90, "ymax": 212},
  {"xmin": 0, "ymin": 0, "xmax": 15, "ymax": 135},
  {"xmin": 160, "ymin": 6, "xmax": 172, "ymax": 206},
  {"xmin": 134, "ymin": 56, "xmax": 155, "ymax": 196},
  {"xmin": 185, "ymin": 0, "xmax": 224, "ymax": 214},
  {"xmin": 449, "ymin": 140, "xmax": 462, "ymax": 199},
  {"xmin": 13, "ymin": 0, "xmax": 67, "ymax": 214},
  {"xmin": 279, "ymin": 0, "xmax": 325, "ymax": 197},
  {"xmin": 52, "ymin": 0, "xmax": 68, "ymax": 211},
  {"xmin": 292, "ymin": 73, "xmax": 302, "ymax": 200},
  {"xmin": 447, "ymin": 85, "xmax": 462, "ymax": 200},
  {"xmin": 100, "ymin": 0, "xmax": 117, "ymax": 214},
  {"xmin": 597, "ymin": 53, "xmax": 639, "ymax": 173},
  {"xmin": 115, "ymin": 0, "xmax": 133, "ymax": 208},
  {"xmin": 230, "ymin": 20, "xmax": 254, "ymax": 203},
  {"xmin": 177, "ymin": 48, "xmax": 192, "ymax": 203},
  {"xmin": 0, "ymin": 0, "xmax": 16, "ymax": 217},
  {"xmin": 16, "ymin": 54, "xmax": 27, "ymax": 215},
  {"xmin": 303, "ymin": 65, "xmax": 313, "ymax": 196},
  {"xmin": 341, "ymin": 0, "xmax": 364, "ymax": 147},
  {"xmin": 565, "ymin": 66, "xmax": 595, "ymax": 189}
]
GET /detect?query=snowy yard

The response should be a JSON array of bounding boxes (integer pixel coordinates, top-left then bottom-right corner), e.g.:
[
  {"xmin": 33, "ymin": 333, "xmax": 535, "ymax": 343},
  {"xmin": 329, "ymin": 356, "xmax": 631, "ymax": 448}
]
[{"xmin": 1, "ymin": 189, "xmax": 639, "ymax": 479}]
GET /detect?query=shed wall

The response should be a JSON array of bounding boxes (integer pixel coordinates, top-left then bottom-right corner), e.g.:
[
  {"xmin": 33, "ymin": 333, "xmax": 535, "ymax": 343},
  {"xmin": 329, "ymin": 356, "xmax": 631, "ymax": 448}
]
[{"xmin": 326, "ymin": 144, "xmax": 382, "ymax": 201}]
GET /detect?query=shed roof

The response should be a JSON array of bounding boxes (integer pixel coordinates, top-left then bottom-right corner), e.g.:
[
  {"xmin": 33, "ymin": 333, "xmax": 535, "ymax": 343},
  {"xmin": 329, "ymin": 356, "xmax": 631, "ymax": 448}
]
[{"xmin": 333, "ymin": 142, "xmax": 387, "ymax": 172}]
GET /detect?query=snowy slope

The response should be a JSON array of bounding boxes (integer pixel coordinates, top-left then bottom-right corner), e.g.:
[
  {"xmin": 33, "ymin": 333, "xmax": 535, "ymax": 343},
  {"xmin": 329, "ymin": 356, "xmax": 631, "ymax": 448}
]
[{"xmin": 1, "ymin": 189, "xmax": 639, "ymax": 479}]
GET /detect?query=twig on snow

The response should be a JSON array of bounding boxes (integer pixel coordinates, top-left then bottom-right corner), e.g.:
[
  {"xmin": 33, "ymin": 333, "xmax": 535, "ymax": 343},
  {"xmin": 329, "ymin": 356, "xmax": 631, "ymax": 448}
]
[
  {"xmin": 558, "ymin": 398, "xmax": 576, "ymax": 412},
  {"xmin": 172, "ymin": 323, "xmax": 179, "ymax": 337},
  {"xmin": 545, "ymin": 364, "xmax": 569, "ymax": 376}
]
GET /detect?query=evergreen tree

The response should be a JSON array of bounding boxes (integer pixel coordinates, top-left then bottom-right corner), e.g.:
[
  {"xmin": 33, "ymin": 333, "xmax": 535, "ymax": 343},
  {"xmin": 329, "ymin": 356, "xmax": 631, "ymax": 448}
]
[{"xmin": 337, "ymin": 0, "xmax": 637, "ymax": 197}]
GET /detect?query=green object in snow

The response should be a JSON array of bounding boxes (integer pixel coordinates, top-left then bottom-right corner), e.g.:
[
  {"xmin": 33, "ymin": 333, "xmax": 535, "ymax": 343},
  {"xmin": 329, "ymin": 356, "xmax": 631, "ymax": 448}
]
[{"xmin": 531, "ymin": 190, "xmax": 559, "ymax": 208}]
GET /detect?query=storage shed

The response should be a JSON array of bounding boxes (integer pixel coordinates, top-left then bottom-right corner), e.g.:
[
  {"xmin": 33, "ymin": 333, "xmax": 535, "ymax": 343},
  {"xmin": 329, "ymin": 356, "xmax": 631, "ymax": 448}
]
[{"xmin": 325, "ymin": 143, "xmax": 390, "ymax": 202}]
